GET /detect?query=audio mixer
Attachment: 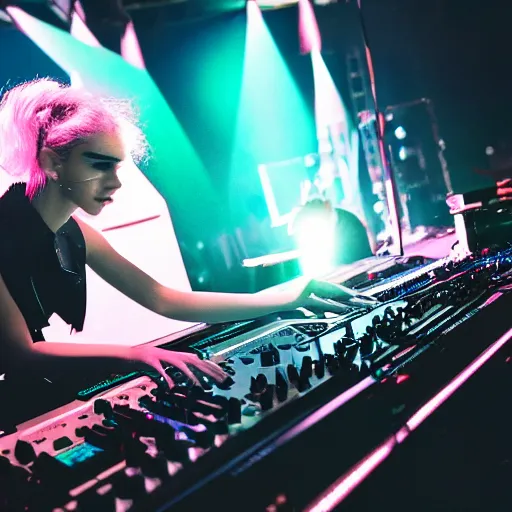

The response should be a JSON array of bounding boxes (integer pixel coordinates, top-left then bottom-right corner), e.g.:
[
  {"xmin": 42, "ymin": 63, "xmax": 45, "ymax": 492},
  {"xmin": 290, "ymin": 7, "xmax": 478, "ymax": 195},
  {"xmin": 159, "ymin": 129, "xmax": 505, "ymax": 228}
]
[{"xmin": 2, "ymin": 252, "xmax": 512, "ymax": 511}]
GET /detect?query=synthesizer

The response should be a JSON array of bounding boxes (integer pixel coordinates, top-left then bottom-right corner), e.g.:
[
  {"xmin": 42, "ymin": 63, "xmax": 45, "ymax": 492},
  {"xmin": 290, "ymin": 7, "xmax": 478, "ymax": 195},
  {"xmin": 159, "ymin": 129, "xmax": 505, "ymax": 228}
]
[{"xmin": 1, "ymin": 251, "xmax": 512, "ymax": 511}]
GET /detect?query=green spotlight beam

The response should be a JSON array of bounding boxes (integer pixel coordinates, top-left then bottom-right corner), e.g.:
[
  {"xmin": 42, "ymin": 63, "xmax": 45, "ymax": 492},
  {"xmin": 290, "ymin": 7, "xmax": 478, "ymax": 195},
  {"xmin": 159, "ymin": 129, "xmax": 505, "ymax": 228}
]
[
  {"xmin": 229, "ymin": 3, "xmax": 316, "ymax": 220},
  {"xmin": 9, "ymin": 8, "xmax": 222, "ymax": 237}
]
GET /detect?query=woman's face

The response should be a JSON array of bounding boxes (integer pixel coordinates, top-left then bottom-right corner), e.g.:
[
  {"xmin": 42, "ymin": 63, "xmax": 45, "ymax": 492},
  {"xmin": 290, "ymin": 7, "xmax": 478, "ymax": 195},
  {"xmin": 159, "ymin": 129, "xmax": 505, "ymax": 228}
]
[{"xmin": 56, "ymin": 131, "xmax": 126, "ymax": 215}]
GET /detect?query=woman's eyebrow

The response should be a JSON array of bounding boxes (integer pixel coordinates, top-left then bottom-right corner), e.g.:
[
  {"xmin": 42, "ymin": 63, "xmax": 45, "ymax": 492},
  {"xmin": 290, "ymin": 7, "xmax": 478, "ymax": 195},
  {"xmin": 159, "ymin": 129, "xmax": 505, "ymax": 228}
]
[{"xmin": 82, "ymin": 151, "xmax": 123, "ymax": 163}]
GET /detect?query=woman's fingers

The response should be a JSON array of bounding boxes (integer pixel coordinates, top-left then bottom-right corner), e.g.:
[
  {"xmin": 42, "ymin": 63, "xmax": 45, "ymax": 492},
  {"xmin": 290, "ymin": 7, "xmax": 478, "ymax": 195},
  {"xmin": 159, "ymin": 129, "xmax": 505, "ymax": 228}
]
[
  {"xmin": 309, "ymin": 280, "xmax": 349, "ymax": 300},
  {"xmin": 171, "ymin": 361, "xmax": 201, "ymax": 387},
  {"xmin": 191, "ymin": 358, "xmax": 229, "ymax": 382},
  {"xmin": 307, "ymin": 296, "xmax": 347, "ymax": 314},
  {"xmin": 153, "ymin": 360, "xmax": 174, "ymax": 390},
  {"xmin": 179, "ymin": 355, "xmax": 229, "ymax": 383},
  {"xmin": 311, "ymin": 280, "xmax": 379, "ymax": 305},
  {"xmin": 157, "ymin": 351, "xmax": 228, "ymax": 386}
]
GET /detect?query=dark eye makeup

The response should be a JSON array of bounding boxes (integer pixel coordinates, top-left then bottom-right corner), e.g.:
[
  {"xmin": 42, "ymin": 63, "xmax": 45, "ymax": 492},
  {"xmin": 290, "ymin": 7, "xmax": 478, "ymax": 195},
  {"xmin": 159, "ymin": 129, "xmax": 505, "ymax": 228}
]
[{"xmin": 92, "ymin": 162, "xmax": 115, "ymax": 171}]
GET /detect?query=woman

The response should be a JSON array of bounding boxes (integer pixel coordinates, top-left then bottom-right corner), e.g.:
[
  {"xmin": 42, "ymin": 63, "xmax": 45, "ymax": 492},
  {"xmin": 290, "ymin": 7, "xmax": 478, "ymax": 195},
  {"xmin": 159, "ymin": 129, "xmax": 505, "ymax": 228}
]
[{"xmin": 0, "ymin": 78, "xmax": 373, "ymax": 394}]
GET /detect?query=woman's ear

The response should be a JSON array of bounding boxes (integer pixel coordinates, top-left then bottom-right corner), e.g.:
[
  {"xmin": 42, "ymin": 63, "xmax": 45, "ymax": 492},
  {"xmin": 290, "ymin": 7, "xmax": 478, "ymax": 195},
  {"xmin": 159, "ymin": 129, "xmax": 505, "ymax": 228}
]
[{"xmin": 39, "ymin": 147, "xmax": 62, "ymax": 181}]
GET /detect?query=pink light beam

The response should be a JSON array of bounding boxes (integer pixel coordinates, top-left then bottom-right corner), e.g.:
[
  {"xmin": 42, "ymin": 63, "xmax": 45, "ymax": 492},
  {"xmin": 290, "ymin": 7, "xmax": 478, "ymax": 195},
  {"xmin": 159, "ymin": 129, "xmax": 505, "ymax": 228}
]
[
  {"xmin": 306, "ymin": 325, "xmax": 512, "ymax": 512},
  {"xmin": 298, "ymin": 0, "xmax": 321, "ymax": 54},
  {"xmin": 120, "ymin": 20, "xmax": 146, "ymax": 70},
  {"xmin": 70, "ymin": 1, "xmax": 101, "ymax": 48}
]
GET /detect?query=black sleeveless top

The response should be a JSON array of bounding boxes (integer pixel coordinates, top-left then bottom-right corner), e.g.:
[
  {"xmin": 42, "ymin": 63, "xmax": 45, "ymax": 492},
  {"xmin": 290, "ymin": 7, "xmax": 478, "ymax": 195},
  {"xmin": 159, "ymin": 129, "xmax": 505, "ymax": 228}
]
[{"xmin": 0, "ymin": 183, "xmax": 87, "ymax": 343}]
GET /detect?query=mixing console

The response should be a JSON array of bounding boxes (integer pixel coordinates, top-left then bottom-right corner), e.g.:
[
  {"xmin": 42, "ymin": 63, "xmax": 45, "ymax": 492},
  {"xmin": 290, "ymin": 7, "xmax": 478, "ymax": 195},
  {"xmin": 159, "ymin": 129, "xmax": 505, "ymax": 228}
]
[{"xmin": 2, "ymin": 250, "xmax": 512, "ymax": 511}]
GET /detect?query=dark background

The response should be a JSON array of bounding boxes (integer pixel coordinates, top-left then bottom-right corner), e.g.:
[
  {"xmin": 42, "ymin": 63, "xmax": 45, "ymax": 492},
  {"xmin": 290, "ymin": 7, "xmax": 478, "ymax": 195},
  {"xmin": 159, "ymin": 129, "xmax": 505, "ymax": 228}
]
[
  {"xmin": 1, "ymin": 0, "xmax": 511, "ymax": 290},
  {"xmin": 360, "ymin": 0, "xmax": 512, "ymax": 192}
]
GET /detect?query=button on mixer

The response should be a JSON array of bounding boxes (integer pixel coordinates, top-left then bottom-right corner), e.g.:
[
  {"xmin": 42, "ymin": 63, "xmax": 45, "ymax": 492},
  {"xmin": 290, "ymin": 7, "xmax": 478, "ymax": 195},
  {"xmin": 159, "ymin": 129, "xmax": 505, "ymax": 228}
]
[
  {"xmin": 53, "ymin": 436, "xmax": 73, "ymax": 451},
  {"xmin": 14, "ymin": 439, "xmax": 36, "ymax": 465}
]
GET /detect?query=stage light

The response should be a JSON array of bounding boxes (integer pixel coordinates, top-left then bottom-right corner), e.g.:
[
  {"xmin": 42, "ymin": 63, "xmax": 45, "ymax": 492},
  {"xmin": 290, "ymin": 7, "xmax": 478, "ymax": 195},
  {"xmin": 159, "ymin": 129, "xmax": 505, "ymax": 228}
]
[
  {"xmin": 0, "ymin": 8, "xmax": 10, "ymax": 23},
  {"xmin": 310, "ymin": 49, "xmax": 364, "ymax": 221},
  {"xmin": 298, "ymin": 0, "xmax": 321, "ymax": 54},
  {"xmin": 373, "ymin": 200, "xmax": 385, "ymax": 214},
  {"xmin": 0, "ymin": 0, "xmax": 12, "ymax": 23},
  {"xmin": 295, "ymin": 211, "xmax": 336, "ymax": 277},
  {"xmin": 394, "ymin": 126, "xmax": 407, "ymax": 140},
  {"xmin": 398, "ymin": 147, "xmax": 407, "ymax": 161},
  {"xmin": 485, "ymin": 146, "xmax": 495, "ymax": 156},
  {"xmin": 48, "ymin": 0, "xmax": 74, "ymax": 23},
  {"xmin": 304, "ymin": 154, "xmax": 317, "ymax": 167},
  {"xmin": 246, "ymin": 0, "xmax": 259, "ymax": 17},
  {"xmin": 231, "ymin": 0, "xmax": 314, "ymax": 224},
  {"xmin": 70, "ymin": 1, "xmax": 101, "ymax": 47}
]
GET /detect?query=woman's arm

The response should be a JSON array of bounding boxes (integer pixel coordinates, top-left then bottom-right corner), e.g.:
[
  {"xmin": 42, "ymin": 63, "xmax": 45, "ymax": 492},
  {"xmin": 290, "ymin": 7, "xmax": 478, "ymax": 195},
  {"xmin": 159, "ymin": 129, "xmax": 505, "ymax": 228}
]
[
  {"xmin": 156, "ymin": 286, "xmax": 296, "ymax": 324},
  {"xmin": 0, "ymin": 271, "xmax": 134, "ymax": 375},
  {"xmin": 76, "ymin": 218, "xmax": 374, "ymax": 323},
  {"xmin": 75, "ymin": 217, "xmax": 301, "ymax": 323},
  {"xmin": 0, "ymin": 272, "xmax": 225, "ymax": 388}
]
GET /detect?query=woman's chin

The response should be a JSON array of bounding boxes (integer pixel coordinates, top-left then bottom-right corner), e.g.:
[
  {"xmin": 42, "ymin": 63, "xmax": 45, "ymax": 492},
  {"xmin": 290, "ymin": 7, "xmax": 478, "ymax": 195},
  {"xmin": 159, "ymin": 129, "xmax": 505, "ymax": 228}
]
[{"xmin": 82, "ymin": 201, "xmax": 106, "ymax": 216}]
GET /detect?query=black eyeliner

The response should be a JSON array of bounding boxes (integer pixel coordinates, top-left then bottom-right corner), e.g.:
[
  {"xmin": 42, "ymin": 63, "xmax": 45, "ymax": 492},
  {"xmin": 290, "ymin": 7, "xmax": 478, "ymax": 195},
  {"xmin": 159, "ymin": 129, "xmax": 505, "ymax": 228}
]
[{"xmin": 82, "ymin": 151, "xmax": 122, "ymax": 163}]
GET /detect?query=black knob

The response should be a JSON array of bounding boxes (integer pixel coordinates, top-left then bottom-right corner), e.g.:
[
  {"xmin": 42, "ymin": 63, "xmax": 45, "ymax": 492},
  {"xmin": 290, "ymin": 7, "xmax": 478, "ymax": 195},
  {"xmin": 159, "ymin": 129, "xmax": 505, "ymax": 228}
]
[
  {"xmin": 0, "ymin": 455, "xmax": 12, "ymax": 476},
  {"xmin": 298, "ymin": 366, "xmax": 311, "ymax": 392},
  {"xmin": 53, "ymin": 436, "xmax": 73, "ymax": 452},
  {"xmin": 227, "ymin": 398, "xmax": 242, "ymax": 424},
  {"xmin": 215, "ymin": 376, "xmax": 235, "ymax": 390},
  {"xmin": 112, "ymin": 472, "xmax": 146, "ymax": 500},
  {"xmin": 139, "ymin": 396, "xmax": 187, "ymax": 423},
  {"xmin": 383, "ymin": 307, "xmax": 395, "ymax": 320},
  {"xmin": 275, "ymin": 368, "xmax": 288, "ymax": 402},
  {"xmin": 14, "ymin": 440, "xmax": 36, "ymax": 465},
  {"xmin": 183, "ymin": 426, "xmax": 215, "ymax": 449},
  {"xmin": 250, "ymin": 374, "xmax": 267, "ymax": 394},
  {"xmin": 260, "ymin": 345, "xmax": 280, "ymax": 367},
  {"xmin": 0, "ymin": 454, "xmax": 30, "ymax": 483},
  {"xmin": 300, "ymin": 357, "xmax": 313, "ymax": 379},
  {"xmin": 256, "ymin": 373, "xmax": 268, "ymax": 389},
  {"xmin": 325, "ymin": 354, "xmax": 340, "ymax": 375},
  {"xmin": 31, "ymin": 452, "xmax": 70, "ymax": 483},
  {"xmin": 156, "ymin": 436, "xmax": 191, "ymax": 463},
  {"xmin": 294, "ymin": 342, "xmax": 310, "ymax": 353},
  {"xmin": 124, "ymin": 435, "xmax": 148, "ymax": 468},
  {"xmin": 360, "ymin": 333, "xmax": 375, "ymax": 359},
  {"xmin": 287, "ymin": 364, "xmax": 300, "ymax": 388},
  {"xmin": 344, "ymin": 339, "xmax": 359, "ymax": 364},
  {"xmin": 313, "ymin": 359, "xmax": 325, "ymax": 379},
  {"xmin": 218, "ymin": 362, "xmax": 236, "ymax": 376},
  {"xmin": 209, "ymin": 415, "xmax": 229, "ymax": 435},
  {"xmin": 259, "ymin": 385, "xmax": 274, "ymax": 411},
  {"xmin": 114, "ymin": 405, "xmax": 164, "ymax": 437},
  {"xmin": 81, "ymin": 426, "xmax": 122, "ymax": 451},
  {"xmin": 94, "ymin": 399, "xmax": 113, "ymax": 418},
  {"xmin": 334, "ymin": 340, "xmax": 344, "ymax": 359},
  {"xmin": 77, "ymin": 486, "xmax": 116, "ymax": 511},
  {"xmin": 153, "ymin": 423, "xmax": 190, "ymax": 463},
  {"xmin": 140, "ymin": 453, "xmax": 169, "ymax": 480}
]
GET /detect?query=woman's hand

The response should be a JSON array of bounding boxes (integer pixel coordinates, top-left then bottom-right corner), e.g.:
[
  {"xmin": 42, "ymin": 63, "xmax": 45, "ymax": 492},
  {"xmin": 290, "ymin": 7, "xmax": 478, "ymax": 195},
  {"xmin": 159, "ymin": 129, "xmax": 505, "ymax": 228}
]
[
  {"xmin": 129, "ymin": 346, "xmax": 228, "ymax": 389},
  {"xmin": 286, "ymin": 277, "xmax": 379, "ymax": 313},
  {"xmin": 119, "ymin": 279, "xmax": 379, "ymax": 390}
]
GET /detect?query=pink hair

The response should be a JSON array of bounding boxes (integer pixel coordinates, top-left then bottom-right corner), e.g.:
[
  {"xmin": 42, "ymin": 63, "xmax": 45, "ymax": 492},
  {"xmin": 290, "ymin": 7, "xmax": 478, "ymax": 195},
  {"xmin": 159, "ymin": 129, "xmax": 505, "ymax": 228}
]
[{"xmin": 0, "ymin": 78, "xmax": 147, "ymax": 199}]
